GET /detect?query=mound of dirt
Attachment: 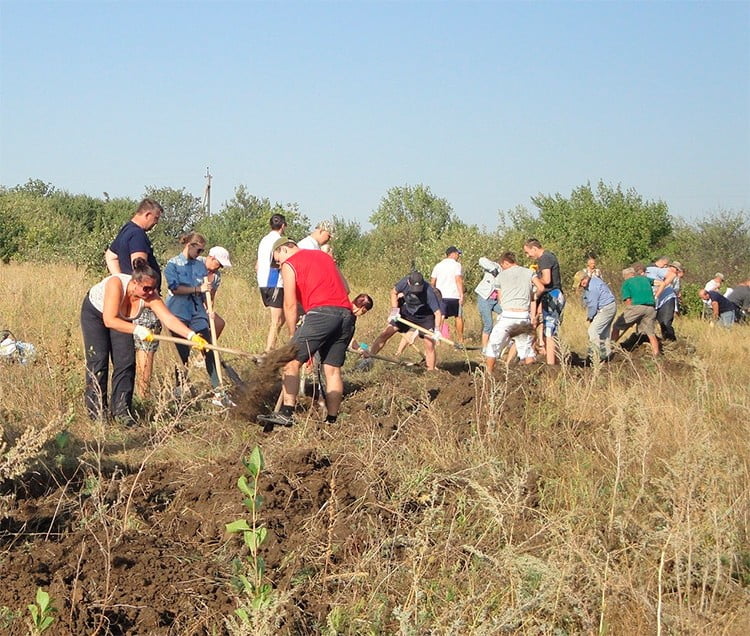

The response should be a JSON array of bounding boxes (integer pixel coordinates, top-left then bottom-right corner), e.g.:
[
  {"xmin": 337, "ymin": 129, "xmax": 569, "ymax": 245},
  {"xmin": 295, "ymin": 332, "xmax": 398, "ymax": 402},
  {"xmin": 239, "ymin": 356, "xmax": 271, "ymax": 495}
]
[
  {"xmin": 0, "ymin": 349, "xmax": 697, "ymax": 634},
  {"xmin": 0, "ymin": 439, "xmax": 385, "ymax": 634}
]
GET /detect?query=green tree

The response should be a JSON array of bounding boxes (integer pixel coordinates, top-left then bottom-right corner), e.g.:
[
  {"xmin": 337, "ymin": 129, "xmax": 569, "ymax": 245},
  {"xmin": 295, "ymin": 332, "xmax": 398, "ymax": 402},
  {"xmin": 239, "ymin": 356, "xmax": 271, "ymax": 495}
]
[
  {"xmin": 10, "ymin": 178, "xmax": 56, "ymax": 198},
  {"xmin": 0, "ymin": 193, "xmax": 25, "ymax": 263},
  {"xmin": 364, "ymin": 184, "xmax": 459, "ymax": 284},
  {"xmin": 143, "ymin": 186, "xmax": 207, "ymax": 255},
  {"xmin": 369, "ymin": 184, "xmax": 456, "ymax": 237},
  {"xmin": 497, "ymin": 204, "xmax": 542, "ymax": 253},
  {"xmin": 437, "ymin": 223, "xmax": 505, "ymax": 292},
  {"xmin": 526, "ymin": 181, "xmax": 672, "ymax": 273},
  {"xmin": 196, "ymin": 185, "xmax": 309, "ymax": 268},
  {"xmin": 326, "ymin": 215, "xmax": 363, "ymax": 271},
  {"xmin": 663, "ymin": 211, "xmax": 750, "ymax": 283}
]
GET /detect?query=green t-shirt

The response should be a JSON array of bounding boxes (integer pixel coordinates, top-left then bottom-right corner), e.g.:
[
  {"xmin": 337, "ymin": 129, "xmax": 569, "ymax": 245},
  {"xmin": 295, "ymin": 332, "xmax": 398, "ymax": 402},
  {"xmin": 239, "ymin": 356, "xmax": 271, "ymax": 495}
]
[{"xmin": 621, "ymin": 275, "xmax": 655, "ymax": 306}]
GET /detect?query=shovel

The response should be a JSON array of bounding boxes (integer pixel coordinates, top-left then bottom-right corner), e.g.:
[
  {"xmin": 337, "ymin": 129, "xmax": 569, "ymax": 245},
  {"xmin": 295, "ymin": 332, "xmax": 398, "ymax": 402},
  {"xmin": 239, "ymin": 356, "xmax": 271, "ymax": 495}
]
[
  {"xmin": 394, "ymin": 317, "xmax": 483, "ymax": 350},
  {"xmin": 203, "ymin": 276, "xmax": 224, "ymax": 386},
  {"xmin": 151, "ymin": 334, "xmax": 262, "ymax": 359},
  {"xmin": 153, "ymin": 334, "xmax": 257, "ymax": 387}
]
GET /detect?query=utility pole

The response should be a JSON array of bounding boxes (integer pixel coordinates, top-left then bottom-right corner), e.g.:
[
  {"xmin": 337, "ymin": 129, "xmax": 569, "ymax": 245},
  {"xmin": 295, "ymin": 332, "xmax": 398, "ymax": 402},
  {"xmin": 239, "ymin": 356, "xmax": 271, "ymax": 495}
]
[{"xmin": 202, "ymin": 166, "xmax": 212, "ymax": 215}]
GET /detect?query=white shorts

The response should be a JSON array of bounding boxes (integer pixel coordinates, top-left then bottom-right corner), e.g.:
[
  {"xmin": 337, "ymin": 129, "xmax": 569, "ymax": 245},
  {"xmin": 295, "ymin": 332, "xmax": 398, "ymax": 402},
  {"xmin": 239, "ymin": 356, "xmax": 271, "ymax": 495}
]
[{"xmin": 484, "ymin": 311, "xmax": 535, "ymax": 360}]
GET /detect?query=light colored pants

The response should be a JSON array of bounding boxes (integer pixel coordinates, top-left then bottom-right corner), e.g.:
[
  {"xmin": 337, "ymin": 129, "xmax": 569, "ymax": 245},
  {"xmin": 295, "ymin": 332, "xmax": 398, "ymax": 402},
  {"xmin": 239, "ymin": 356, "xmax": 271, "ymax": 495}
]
[
  {"xmin": 477, "ymin": 294, "xmax": 501, "ymax": 335},
  {"xmin": 484, "ymin": 311, "xmax": 534, "ymax": 360},
  {"xmin": 718, "ymin": 310, "xmax": 735, "ymax": 327},
  {"xmin": 588, "ymin": 301, "xmax": 617, "ymax": 360}
]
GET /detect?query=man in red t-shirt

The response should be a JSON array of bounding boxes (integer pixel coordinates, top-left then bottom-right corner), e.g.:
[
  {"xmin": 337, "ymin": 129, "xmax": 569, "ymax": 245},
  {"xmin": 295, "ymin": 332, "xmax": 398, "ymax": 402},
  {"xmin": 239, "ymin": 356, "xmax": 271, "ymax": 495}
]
[{"xmin": 258, "ymin": 238, "xmax": 354, "ymax": 429}]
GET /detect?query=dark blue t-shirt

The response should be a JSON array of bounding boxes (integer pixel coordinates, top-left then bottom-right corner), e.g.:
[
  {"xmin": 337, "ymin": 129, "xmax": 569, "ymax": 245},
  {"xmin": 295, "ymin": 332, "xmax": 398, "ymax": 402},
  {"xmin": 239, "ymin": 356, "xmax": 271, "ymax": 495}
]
[
  {"xmin": 707, "ymin": 290, "xmax": 738, "ymax": 314},
  {"xmin": 394, "ymin": 276, "xmax": 441, "ymax": 317},
  {"xmin": 109, "ymin": 221, "xmax": 161, "ymax": 287}
]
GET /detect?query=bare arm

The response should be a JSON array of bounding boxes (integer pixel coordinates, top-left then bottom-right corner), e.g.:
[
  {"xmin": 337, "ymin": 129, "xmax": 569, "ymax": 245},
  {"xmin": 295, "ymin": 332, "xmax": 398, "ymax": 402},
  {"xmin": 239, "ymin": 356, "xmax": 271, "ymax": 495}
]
[
  {"xmin": 530, "ymin": 277, "xmax": 545, "ymax": 322},
  {"xmin": 654, "ymin": 270, "xmax": 676, "ymax": 299},
  {"xmin": 539, "ymin": 268, "xmax": 552, "ymax": 288},
  {"xmin": 105, "ymin": 249, "xmax": 121, "ymax": 274},
  {"xmin": 456, "ymin": 275, "xmax": 464, "ymax": 304},
  {"xmin": 390, "ymin": 288, "xmax": 400, "ymax": 310},
  {"xmin": 281, "ymin": 263, "xmax": 299, "ymax": 336},
  {"xmin": 101, "ymin": 277, "xmax": 133, "ymax": 333},
  {"xmin": 531, "ymin": 276, "xmax": 545, "ymax": 299}
]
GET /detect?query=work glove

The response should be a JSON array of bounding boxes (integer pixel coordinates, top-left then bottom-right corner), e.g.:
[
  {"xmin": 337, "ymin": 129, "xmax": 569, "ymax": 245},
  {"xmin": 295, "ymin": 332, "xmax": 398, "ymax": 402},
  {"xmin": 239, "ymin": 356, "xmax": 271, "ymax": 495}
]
[
  {"xmin": 186, "ymin": 331, "xmax": 209, "ymax": 351},
  {"xmin": 432, "ymin": 328, "xmax": 442, "ymax": 342},
  {"xmin": 133, "ymin": 325, "xmax": 154, "ymax": 342},
  {"xmin": 387, "ymin": 308, "xmax": 400, "ymax": 324}
]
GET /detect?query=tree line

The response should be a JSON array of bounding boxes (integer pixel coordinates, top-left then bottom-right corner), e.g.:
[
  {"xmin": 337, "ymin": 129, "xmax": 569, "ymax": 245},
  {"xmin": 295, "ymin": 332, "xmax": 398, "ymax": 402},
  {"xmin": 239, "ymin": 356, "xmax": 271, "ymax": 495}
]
[{"xmin": 1, "ymin": 178, "xmax": 748, "ymax": 315}]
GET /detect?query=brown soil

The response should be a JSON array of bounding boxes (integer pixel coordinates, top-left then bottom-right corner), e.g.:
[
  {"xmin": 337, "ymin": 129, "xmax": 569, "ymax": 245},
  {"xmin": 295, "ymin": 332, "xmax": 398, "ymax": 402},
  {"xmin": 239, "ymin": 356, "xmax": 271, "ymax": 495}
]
[{"xmin": 0, "ymin": 344, "xmax": 696, "ymax": 634}]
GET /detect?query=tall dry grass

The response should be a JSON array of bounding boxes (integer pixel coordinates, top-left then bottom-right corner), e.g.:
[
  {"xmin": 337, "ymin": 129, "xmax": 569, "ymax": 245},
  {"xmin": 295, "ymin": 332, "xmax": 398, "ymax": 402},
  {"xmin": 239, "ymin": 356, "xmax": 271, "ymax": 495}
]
[{"xmin": 0, "ymin": 262, "xmax": 748, "ymax": 633}]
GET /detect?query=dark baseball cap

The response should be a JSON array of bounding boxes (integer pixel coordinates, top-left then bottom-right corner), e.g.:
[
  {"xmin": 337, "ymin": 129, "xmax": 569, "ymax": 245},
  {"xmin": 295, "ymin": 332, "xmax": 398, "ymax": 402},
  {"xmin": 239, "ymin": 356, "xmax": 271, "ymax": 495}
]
[
  {"xmin": 446, "ymin": 246, "xmax": 462, "ymax": 256},
  {"xmin": 406, "ymin": 271, "xmax": 425, "ymax": 293}
]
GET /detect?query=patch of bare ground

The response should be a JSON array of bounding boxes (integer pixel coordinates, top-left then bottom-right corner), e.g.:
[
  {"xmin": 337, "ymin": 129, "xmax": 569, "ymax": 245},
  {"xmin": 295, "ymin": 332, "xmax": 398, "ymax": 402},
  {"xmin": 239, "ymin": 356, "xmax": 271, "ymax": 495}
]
[{"xmin": 1, "ymin": 344, "xmax": 748, "ymax": 634}]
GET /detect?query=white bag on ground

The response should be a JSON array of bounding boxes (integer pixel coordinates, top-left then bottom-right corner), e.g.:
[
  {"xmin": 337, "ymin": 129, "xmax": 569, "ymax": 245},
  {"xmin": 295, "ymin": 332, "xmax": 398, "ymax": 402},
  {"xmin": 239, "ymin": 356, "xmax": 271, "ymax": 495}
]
[{"xmin": 0, "ymin": 331, "xmax": 37, "ymax": 364}]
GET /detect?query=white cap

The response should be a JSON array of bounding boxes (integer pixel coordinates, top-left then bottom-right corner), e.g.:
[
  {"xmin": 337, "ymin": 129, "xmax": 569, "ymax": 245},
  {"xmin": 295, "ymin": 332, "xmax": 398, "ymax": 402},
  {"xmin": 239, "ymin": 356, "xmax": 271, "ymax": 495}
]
[{"xmin": 208, "ymin": 246, "xmax": 232, "ymax": 268}]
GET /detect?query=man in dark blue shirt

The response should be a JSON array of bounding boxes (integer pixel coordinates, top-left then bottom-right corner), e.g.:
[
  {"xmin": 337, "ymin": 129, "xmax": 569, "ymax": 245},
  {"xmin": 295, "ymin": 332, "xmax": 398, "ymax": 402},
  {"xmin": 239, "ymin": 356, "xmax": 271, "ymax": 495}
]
[
  {"xmin": 105, "ymin": 198, "xmax": 163, "ymax": 286},
  {"xmin": 699, "ymin": 288, "xmax": 739, "ymax": 327},
  {"xmin": 104, "ymin": 198, "xmax": 164, "ymax": 398},
  {"xmin": 367, "ymin": 271, "xmax": 443, "ymax": 370}
]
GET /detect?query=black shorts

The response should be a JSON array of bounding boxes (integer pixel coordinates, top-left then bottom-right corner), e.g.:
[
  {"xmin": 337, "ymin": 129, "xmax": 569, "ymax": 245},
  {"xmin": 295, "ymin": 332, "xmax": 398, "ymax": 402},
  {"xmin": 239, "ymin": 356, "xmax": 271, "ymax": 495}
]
[
  {"xmin": 397, "ymin": 313, "xmax": 435, "ymax": 336},
  {"xmin": 292, "ymin": 306, "xmax": 355, "ymax": 367},
  {"xmin": 260, "ymin": 287, "xmax": 284, "ymax": 309},
  {"xmin": 440, "ymin": 298, "xmax": 461, "ymax": 318}
]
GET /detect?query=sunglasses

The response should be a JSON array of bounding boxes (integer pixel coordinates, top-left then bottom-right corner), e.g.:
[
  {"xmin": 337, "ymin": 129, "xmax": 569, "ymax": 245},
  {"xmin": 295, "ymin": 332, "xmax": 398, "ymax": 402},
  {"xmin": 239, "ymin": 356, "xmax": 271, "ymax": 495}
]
[
  {"xmin": 190, "ymin": 243, "xmax": 205, "ymax": 254},
  {"xmin": 141, "ymin": 285, "xmax": 156, "ymax": 293}
]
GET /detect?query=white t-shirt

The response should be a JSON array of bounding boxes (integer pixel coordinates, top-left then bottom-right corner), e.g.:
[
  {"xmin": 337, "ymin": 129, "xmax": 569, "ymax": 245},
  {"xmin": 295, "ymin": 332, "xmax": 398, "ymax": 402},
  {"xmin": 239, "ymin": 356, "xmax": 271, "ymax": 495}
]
[
  {"xmin": 297, "ymin": 235, "xmax": 321, "ymax": 250},
  {"xmin": 430, "ymin": 258, "xmax": 462, "ymax": 299},
  {"xmin": 256, "ymin": 230, "xmax": 283, "ymax": 288}
]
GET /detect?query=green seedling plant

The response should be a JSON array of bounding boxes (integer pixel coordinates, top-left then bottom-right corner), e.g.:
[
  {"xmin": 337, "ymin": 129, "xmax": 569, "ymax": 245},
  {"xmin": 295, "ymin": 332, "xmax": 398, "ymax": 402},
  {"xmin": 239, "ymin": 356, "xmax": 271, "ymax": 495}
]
[
  {"xmin": 27, "ymin": 587, "xmax": 55, "ymax": 634},
  {"xmin": 226, "ymin": 445, "xmax": 273, "ymax": 620}
]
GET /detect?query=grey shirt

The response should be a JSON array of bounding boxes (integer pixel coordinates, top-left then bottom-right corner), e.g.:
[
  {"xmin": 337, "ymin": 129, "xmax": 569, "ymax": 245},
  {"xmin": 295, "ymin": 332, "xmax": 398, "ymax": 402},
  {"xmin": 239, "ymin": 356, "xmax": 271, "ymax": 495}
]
[
  {"xmin": 727, "ymin": 285, "xmax": 750, "ymax": 310},
  {"xmin": 497, "ymin": 265, "xmax": 535, "ymax": 312}
]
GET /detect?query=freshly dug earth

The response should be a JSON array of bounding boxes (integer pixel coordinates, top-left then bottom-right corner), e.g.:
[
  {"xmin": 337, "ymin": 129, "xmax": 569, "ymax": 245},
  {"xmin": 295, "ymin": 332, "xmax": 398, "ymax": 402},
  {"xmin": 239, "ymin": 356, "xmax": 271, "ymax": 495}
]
[{"xmin": 0, "ymin": 347, "xmax": 705, "ymax": 634}]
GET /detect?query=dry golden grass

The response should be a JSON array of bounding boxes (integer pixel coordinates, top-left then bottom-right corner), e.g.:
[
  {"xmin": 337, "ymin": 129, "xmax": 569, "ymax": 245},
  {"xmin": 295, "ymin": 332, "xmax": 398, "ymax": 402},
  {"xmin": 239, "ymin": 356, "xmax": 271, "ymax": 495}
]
[{"xmin": 1, "ymin": 262, "xmax": 749, "ymax": 634}]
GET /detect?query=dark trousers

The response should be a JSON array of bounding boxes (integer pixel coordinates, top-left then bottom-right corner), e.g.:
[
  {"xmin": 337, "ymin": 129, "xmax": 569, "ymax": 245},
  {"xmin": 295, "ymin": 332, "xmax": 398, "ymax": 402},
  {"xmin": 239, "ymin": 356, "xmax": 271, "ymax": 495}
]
[
  {"xmin": 80, "ymin": 296, "xmax": 135, "ymax": 419},
  {"xmin": 656, "ymin": 300, "xmax": 676, "ymax": 341},
  {"xmin": 170, "ymin": 325, "xmax": 219, "ymax": 389}
]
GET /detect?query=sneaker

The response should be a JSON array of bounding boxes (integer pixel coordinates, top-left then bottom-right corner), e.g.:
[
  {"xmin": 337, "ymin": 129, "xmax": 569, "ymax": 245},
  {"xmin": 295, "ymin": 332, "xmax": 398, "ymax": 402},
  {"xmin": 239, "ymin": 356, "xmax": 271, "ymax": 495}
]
[
  {"xmin": 257, "ymin": 411, "xmax": 294, "ymax": 427},
  {"xmin": 211, "ymin": 392, "xmax": 236, "ymax": 408}
]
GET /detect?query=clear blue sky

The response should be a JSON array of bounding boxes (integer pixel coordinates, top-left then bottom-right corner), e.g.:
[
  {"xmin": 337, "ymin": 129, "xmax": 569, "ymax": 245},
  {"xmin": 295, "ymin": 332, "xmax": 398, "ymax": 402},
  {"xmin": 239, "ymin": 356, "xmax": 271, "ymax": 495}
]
[{"xmin": 1, "ymin": 1, "xmax": 748, "ymax": 229}]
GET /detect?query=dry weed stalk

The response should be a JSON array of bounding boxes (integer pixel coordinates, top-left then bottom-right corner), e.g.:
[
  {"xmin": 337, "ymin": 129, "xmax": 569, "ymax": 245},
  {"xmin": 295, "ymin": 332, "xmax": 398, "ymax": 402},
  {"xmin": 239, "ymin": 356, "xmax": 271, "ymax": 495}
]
[{"xmin": 0, "ymin": 419, "xmax": 60, "ymax": 482}]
